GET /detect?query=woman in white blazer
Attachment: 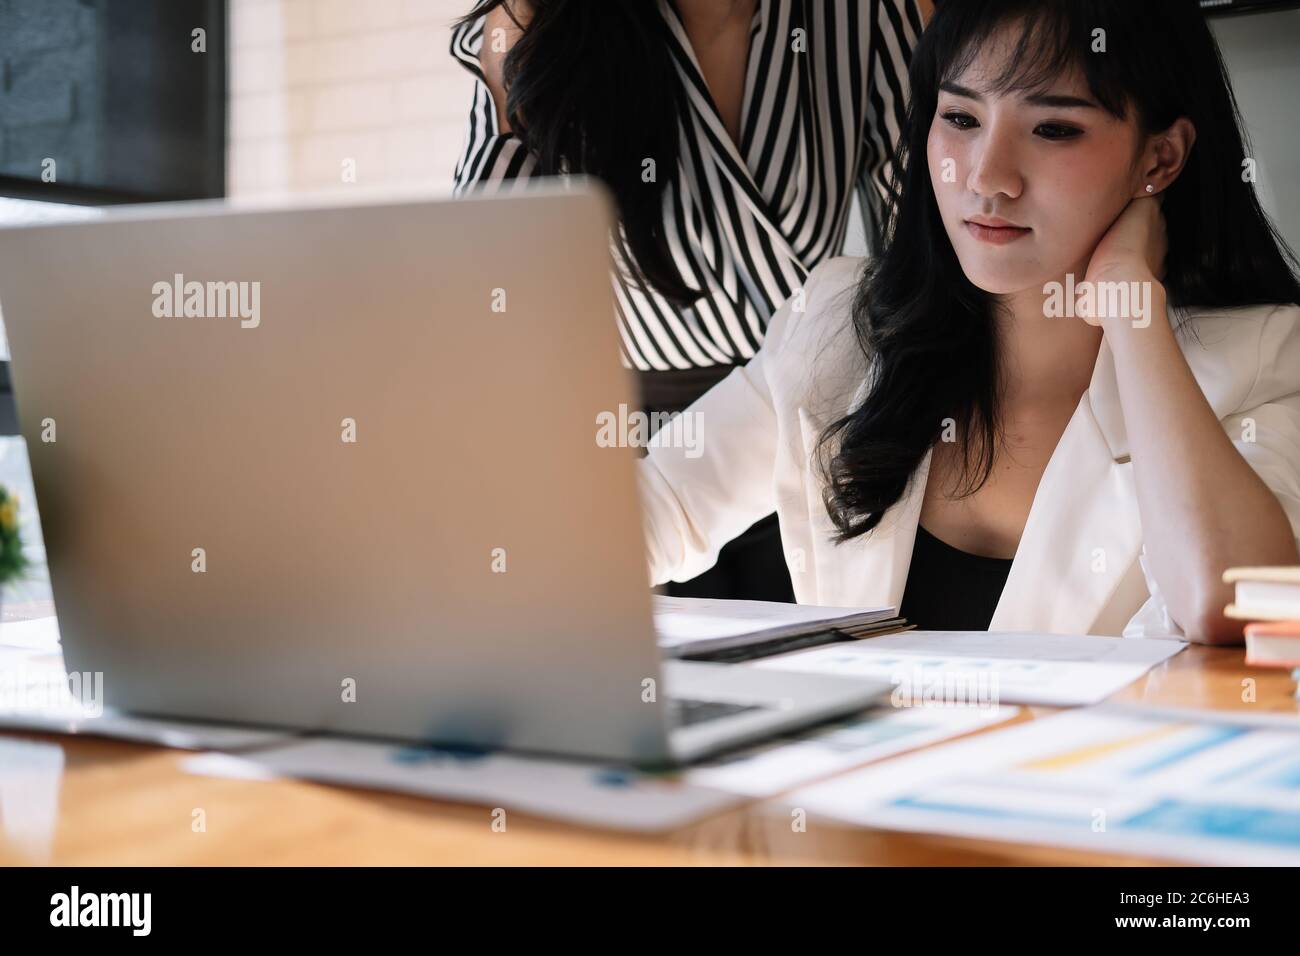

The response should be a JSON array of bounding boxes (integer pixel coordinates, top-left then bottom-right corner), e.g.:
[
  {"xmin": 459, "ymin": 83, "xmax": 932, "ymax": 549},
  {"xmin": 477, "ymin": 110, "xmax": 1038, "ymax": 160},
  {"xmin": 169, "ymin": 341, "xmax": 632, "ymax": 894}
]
[{"xmin": 637, "ymin": 0, "xmax": 1300, "ymax": 643}]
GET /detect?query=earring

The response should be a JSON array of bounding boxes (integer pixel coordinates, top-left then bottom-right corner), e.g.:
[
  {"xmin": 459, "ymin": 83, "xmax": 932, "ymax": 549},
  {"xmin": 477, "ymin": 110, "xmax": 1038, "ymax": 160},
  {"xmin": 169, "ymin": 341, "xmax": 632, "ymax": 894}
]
[{"xmin": 1145, "ymin": 184, "xmax": 1155, "ymax": 193}]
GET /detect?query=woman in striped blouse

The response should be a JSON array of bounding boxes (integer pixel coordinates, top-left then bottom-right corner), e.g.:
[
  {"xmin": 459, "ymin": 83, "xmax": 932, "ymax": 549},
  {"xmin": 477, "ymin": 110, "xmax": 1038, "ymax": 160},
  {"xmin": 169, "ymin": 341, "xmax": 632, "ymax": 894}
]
[{"xmin": 450, "ymin": 0, "xmax": 930, "ymax": 602}]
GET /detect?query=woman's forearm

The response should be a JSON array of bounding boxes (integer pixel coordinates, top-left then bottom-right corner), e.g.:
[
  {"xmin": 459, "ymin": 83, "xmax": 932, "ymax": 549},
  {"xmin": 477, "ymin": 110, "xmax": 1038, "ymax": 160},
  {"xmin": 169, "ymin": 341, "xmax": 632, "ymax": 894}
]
[{"xmin": 1103, "ymin": 278, "xmax": 1299, "ymax": 642}]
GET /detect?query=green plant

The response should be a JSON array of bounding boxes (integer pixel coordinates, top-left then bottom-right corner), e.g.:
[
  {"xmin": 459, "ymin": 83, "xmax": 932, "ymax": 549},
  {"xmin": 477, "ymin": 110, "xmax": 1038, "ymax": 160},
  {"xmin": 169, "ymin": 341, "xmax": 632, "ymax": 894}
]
[{"xmin": 0, "ymin": 485, "xmax": 27, "ymax": 585}]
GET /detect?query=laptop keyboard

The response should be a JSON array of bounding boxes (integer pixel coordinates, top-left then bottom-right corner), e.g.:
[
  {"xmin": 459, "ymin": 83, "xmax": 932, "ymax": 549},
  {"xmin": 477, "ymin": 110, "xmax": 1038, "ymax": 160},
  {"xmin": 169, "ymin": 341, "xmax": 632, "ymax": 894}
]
[{"xmin": 666, "ymin": 697, "xmax": 764, "ymax": 727}]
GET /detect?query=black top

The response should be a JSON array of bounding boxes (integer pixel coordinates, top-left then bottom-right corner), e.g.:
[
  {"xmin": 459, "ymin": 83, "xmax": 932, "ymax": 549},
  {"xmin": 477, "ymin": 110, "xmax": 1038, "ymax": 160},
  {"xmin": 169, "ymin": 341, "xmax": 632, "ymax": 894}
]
[{"xmin": 898, "ymin": 524, "xmax": 1014, "ymax": 631}]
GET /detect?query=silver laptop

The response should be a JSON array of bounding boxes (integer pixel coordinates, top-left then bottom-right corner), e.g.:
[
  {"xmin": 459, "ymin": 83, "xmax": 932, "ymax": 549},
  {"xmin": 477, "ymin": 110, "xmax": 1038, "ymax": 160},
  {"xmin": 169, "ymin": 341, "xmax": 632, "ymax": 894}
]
[{"xmin": 0, "ymin": 184, "xmax": 888, "ymax": 765}]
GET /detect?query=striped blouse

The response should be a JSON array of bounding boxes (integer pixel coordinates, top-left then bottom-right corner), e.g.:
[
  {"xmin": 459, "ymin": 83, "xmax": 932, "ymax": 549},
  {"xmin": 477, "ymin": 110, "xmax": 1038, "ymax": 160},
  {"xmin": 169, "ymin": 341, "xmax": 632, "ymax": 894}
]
[{"xmin": 449, "ymin": 0, "xmax": 922, "ymax": 372}]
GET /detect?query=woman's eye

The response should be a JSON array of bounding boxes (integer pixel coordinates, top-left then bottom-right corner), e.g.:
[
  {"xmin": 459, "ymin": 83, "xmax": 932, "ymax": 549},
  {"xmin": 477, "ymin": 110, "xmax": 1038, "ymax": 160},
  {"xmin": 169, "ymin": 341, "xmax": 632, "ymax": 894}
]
[
  {"xmin": 941, "ymin": 111, "xmax": 978, "ymax": 130},
  {"xmin": 1034, "ymin": 123, "xmax": 1083, "ymax": 140}
]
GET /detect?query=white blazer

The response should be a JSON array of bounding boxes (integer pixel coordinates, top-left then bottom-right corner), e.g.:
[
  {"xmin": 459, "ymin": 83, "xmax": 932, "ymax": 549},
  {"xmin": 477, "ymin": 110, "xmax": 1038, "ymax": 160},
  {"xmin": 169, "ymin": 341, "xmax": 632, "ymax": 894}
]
[{"xmin": 638, "ymin": 257, "xmax": 1300, "ymax": 638}]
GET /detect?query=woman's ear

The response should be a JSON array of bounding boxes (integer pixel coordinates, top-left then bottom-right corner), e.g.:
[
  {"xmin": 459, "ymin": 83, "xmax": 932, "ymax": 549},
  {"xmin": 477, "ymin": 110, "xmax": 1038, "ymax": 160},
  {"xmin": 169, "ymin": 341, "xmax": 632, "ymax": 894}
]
[{"xmin": 1137, "ymin": 117, "xmax": 1196, "ymax": 197}]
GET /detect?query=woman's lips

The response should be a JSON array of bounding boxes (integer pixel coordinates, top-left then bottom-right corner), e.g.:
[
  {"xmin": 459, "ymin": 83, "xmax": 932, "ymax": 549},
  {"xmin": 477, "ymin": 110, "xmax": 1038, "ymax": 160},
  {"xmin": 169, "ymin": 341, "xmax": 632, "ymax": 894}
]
[{"xmin": 964, "ymin": 220, "xmax": 1032, "ymax": 244}]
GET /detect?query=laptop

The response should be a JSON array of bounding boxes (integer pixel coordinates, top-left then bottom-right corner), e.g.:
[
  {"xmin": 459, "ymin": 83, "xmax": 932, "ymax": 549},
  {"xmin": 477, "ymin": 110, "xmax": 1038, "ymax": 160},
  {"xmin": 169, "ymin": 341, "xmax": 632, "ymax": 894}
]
[{"xmin": 0, "ymin": 184, "xmax": 889, "ymax": 765}]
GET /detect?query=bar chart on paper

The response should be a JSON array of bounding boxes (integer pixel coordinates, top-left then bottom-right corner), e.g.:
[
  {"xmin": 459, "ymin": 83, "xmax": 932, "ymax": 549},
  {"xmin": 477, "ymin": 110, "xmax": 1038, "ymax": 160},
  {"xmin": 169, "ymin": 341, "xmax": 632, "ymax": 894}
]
[{"xmin": 786, "ymin": 705, "xmax": 1300, "ymax": 864}]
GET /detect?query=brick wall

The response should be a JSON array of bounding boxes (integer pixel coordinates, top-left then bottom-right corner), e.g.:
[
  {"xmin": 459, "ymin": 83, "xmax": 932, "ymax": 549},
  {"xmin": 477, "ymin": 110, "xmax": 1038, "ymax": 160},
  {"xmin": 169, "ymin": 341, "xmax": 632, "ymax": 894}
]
[
  {"xmin": 228, "ymin": 0, "xmax": 476, "ymax": 197},
  {"xmin": 0, "ymin": 0, "xmax": 100, "ymax": 185}
]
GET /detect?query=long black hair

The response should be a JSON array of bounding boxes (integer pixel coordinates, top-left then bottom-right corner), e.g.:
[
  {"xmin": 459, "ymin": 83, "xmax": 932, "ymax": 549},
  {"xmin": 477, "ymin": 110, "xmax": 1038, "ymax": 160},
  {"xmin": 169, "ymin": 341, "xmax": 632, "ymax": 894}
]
[
  {"xmin": 818, "ymin": 0, "xmax": 1300, "ymax": 543},
  {"xmin": 458, "ymin": 0, "xmax": 700, "ymax": 304}
]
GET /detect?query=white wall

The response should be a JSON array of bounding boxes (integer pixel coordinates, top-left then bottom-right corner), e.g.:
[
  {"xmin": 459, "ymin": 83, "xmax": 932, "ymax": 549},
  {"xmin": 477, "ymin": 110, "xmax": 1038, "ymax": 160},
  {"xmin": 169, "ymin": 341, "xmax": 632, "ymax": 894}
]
[
  {"xmin": 1211, "ymin": 8, "xmax": 1300, "ymax": 258},
  {"xmin": 227, "ymin": 0, "xmax": 476, "ymax": 197}
]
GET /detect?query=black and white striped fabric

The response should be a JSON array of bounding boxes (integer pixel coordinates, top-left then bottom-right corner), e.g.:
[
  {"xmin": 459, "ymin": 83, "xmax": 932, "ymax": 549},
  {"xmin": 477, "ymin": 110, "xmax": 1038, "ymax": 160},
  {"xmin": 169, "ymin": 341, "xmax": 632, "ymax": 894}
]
[{"xmin": 450, "ymin": 0, "xmax": 922, "ymax": 372}]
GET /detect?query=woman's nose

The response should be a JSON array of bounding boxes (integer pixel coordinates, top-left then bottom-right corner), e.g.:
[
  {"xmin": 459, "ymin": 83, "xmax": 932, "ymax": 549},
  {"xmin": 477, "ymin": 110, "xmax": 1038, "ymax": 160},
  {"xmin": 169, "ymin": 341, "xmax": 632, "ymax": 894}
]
[{"xmin": 966, "ymin": 126, "xmax": 1024, "ymax": 200}]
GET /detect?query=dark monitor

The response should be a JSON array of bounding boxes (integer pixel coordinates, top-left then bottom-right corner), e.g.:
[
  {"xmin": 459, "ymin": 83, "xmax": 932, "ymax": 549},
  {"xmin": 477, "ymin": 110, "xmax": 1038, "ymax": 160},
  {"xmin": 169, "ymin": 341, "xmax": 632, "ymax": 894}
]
[{"xmin": 0, "ymin": 0, "xmax": 226, "ymax": 205}]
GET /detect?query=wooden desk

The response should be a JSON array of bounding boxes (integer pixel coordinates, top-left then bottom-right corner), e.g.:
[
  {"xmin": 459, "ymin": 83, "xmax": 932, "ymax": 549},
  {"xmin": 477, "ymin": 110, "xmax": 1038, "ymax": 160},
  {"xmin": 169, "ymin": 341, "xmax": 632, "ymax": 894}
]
[{"xmin": 1, "ymin": 644, "xmax": 1295, "ymax": 865}]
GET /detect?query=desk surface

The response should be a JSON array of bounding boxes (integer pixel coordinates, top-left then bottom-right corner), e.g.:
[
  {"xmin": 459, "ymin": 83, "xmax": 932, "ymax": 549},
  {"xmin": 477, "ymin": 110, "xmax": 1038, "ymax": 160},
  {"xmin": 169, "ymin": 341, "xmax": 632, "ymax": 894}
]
[{"xmin": 1, "ymin": 643, "xmax": 1296, "ymax": 866}]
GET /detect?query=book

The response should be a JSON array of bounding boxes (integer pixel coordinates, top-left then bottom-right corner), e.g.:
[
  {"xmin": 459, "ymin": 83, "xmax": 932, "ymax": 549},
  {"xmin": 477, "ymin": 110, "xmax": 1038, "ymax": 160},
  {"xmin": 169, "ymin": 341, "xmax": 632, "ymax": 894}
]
[
  {"xmin": 1244, "ymin": 621, "xmax": 1300, "ymax": 668},
  {"xmin": 1222, "ymin": 566, "xmax": 1300, "ymax": 621},
  {"xmin": 652, "ymin": 595, "xmax": 909, "ymax": 662}
]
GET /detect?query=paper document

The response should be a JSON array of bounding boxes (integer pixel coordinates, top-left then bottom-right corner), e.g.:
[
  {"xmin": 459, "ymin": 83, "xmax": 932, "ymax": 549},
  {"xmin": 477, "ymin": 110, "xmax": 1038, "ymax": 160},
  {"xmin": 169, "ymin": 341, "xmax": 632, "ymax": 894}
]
[
  {"xmin": 785, "ymin": 704, "xmax": 1300, "ymax": 865},
  {"xmin": 183, "ymin": 704, "xmax": 1017, "ymax": 832},
  {"xmin": 0, "ymin": 617, "xmax": 61, "ymax": 651},
  {"xmin": 653, "ymin": 595, "xmax": 900, "ymax": 659},
  {"xmin": 0, "ymin": 706, "xmax": 295, "ymax": 751},
  {"xmin": 752, "ymin": 630, "xmax": 1185, "ymax": 706},
  {"xmin": 0, "ymin": 640, "xmax": 294, "ymax": 751}
]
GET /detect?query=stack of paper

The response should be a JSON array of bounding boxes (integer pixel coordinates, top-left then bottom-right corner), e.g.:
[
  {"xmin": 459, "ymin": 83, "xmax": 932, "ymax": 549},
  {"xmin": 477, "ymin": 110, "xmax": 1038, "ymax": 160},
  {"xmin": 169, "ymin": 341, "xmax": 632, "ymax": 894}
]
[{"xmin": 653, "ymin": 595, "xmax": 906, "ymax": 661}]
